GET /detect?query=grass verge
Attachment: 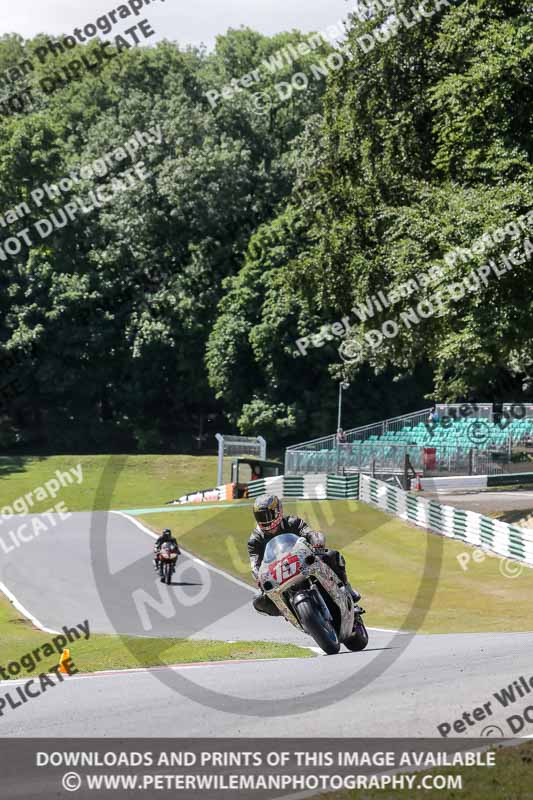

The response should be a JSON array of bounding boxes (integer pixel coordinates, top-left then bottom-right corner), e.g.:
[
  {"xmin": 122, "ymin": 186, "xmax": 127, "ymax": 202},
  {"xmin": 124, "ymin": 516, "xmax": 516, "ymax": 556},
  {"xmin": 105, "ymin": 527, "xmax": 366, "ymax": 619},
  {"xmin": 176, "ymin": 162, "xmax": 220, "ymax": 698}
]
[
  {"xmin": 0, "ymin": 454, "xmax": 220, "ymax": 513},
  {"xmin": 0, "ymin": 592, "xmax": 312, "ymax": 679},
  {"xmin": 138, "ymin": 499, "xmax": 533, "ymax": 634},
  {"xmin": 317, "ymin": 742, "xmax": 533, "ymax": 800}
]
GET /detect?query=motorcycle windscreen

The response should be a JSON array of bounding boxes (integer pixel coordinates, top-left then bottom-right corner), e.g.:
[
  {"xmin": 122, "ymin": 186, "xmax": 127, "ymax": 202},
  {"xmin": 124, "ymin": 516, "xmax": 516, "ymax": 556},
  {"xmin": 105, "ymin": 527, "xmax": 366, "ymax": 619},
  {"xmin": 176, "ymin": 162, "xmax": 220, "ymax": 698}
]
[{"xmin": 262, "ymin": 533, "xmax": 299, "ymax": 564}]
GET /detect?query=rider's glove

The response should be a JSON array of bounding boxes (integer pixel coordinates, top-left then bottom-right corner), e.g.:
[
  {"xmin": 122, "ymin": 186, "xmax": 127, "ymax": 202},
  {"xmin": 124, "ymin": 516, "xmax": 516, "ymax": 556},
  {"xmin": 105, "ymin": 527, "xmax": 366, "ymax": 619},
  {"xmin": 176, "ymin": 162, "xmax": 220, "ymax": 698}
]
[{"xmin": 308, "ymin": 531, "xmax": 326, "ymax": 550}]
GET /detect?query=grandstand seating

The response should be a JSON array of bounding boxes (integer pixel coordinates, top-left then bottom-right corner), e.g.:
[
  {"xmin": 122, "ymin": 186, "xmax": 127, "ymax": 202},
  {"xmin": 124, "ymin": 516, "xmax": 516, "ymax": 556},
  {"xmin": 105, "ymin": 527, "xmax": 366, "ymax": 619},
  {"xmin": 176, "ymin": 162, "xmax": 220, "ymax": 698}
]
[{"xmin": 285, "ymin": 411, "xmax": 533, "ymax": 476}]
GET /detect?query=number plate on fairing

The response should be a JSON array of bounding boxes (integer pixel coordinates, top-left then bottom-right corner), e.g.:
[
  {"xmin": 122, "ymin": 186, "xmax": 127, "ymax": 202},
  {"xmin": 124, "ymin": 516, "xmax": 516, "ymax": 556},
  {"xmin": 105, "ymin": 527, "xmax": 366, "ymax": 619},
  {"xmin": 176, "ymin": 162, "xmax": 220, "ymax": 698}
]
[{"xmin": 269, "ymin": 554, "xmax": 301, "ymax": 585}]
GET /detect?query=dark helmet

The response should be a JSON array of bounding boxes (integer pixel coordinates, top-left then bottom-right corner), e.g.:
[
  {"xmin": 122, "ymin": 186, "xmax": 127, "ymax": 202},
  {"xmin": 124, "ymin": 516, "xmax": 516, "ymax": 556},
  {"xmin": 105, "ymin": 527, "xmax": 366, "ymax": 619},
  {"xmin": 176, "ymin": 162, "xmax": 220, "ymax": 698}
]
[
  {"xmin": 161, "ymin": 528, "xmax": 172, "ymax": 538},
  {"xmin": 253, "ymin": 494, "xmax": 283, "ymax": 533}
]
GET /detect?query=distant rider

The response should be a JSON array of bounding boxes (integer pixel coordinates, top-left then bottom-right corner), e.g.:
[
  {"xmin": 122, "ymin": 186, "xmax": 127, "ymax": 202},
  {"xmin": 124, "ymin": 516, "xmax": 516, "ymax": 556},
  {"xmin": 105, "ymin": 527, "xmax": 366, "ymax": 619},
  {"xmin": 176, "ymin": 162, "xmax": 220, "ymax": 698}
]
[
  {"xmin": 247, "ymin": 494, "xmax": 362, "ymax": 617},
  {"xmin": 154, "ymin": 528, "xmax": 181, "ymax": 572}
]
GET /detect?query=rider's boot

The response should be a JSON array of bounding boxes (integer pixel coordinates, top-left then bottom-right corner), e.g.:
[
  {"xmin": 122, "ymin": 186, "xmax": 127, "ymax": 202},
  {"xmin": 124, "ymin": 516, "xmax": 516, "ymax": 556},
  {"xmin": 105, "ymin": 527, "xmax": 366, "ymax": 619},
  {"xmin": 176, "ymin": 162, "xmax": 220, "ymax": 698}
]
[
  {"xmin": 346, "ymin": 583, "xmax": 361, "ymax": 603},
  {"xmin": 346, "ymin": 582, "xmax": 365, "ymax": 616}
]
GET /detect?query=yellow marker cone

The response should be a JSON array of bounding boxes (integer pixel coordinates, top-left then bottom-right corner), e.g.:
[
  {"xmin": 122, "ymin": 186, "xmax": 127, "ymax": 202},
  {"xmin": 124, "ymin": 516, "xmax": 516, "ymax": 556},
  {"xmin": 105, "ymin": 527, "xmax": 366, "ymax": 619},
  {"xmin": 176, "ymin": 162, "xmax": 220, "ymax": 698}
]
[{"xmin": 58, "ymin": 648, "xmax": 70, "ymax": 674}]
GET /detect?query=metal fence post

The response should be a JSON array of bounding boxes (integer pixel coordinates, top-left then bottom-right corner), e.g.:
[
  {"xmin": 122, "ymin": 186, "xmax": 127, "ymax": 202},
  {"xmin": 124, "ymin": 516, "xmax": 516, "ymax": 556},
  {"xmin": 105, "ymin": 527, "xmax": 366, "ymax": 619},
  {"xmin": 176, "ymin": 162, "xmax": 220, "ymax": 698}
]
[{"xmin": 215, "ymin": 433, "xmax": 224, "ymax": 486}]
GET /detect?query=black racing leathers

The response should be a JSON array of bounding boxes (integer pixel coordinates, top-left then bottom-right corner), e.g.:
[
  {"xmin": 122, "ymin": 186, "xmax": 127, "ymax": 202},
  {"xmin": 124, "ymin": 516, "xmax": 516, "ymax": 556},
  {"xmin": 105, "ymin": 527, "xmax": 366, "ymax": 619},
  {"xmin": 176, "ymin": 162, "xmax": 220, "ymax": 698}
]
[
  {"xmin": 155, "ymin": 535, "xmax": 180, "ymax": 552},
  {"xmin": 248, "ymin": 516, "xmax": 314, "ymax": 579},
  {"xmin": 248, "ymin": 517, "xmax": 349, "ymax": 616},
  {"xmin": 154, "ymin": 536, "xmax": 180, "ymax": 571}
]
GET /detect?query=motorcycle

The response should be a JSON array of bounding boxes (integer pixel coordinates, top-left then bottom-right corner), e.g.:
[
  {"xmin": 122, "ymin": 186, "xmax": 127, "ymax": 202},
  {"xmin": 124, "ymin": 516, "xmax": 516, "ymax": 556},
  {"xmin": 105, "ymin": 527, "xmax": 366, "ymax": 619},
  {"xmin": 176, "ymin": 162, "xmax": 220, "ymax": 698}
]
[
  {"xmin": 156, "ymin": 542, "xmax": 179, "ymax": 585},
  {"xmin": 257, "ymin": 533, "xmax": 368, "ymax": 655}
]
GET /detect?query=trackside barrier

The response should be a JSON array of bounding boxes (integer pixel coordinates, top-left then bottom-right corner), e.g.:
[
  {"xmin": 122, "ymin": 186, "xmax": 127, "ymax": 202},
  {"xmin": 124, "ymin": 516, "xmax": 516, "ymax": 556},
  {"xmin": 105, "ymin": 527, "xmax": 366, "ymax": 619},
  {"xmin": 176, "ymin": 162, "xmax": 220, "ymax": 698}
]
[
  {"xmin": 359, "ymin": 475, "xmax": 533, "ymax": 567},
  {"xmin": 246, "ymin": 473, "xmax": 532, "ymax": 567},
  {"xmin": 246, "ymin": 476, "xmax": 284, "ymax": 498},
  {"xmin": 247, "ymin": 474, "xmax": 360, "ymax": 500},
  {"xmin": 421, "ymin": 472, "xmax": 533, "ymax": 492},
  {"xmin": 178, "ymin": 477, "xmax": 332, "ymax": 503},
  {"xmin": 173, "ymin": 483, "xmax": 235, "ymax": 504},
  {"xmin": 487, "ymin": 472, "xmax": 533, "ymax": 487},
  {"xmin": 327, "ymin": 474, "xmax": 360, "ymax": 498},
  {"xmin": 420, "ymin": 476, "xmax": 489, "ymax": 492}
]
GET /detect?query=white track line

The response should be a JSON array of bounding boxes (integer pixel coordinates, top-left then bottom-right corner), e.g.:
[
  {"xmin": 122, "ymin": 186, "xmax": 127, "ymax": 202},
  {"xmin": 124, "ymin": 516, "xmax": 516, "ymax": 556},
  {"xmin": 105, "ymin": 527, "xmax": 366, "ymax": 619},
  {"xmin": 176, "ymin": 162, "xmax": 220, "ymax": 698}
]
[
  {"xmin": 0, "ymin": 655, "xmax": 311, "ymax": 686},
  {"xmin": 0, "ymin": 580, "xmax": 60, "ymax": 635},
  {"xmin": 370, "ymin": 627, "xmax": 411, "ymax": 634},
  {"xmin": 113, "ymin": 510, "xmax": 255, "ymax": 593}
]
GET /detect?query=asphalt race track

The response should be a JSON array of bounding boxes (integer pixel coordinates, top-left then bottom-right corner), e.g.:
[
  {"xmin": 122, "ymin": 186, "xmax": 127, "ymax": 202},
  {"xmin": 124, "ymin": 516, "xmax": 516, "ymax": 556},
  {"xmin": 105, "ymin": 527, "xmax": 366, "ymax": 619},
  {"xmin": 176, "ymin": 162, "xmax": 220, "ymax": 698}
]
[
  {"xmin": 3, "ymin": 630, "xmax": 533, "ymax": 737},
  {"xmin": 1, "ymin": 510, "xmax": 532, "ymax": 738},
  {"xmin": 0, "ymin": 510, "xmax": 311, "ymax": 644}
]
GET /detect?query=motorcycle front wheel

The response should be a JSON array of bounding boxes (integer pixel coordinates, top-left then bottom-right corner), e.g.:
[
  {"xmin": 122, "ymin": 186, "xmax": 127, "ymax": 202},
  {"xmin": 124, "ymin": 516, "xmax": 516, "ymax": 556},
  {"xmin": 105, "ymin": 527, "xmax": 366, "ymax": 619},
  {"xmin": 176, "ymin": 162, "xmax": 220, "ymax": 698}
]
[{"xmin": 296, "ymin": 597, "xmax": 340, "ymax": 655}]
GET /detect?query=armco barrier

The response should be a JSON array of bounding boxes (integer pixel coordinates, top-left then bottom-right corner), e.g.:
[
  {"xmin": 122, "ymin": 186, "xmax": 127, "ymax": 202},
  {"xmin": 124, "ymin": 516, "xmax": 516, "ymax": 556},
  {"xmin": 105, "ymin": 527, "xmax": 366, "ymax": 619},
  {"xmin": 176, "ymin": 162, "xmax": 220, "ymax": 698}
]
[
  {"xmin": 420, "ymin": 475, "xmax": 489, "ymax": 492},
  {"xmin": 487, "ymin": 472, "xmax": 533, "ymax": 487},
  {"xmin": 283, "ymin": 475, "xmax": 305, "ymax": 498},
  {"xmin": 359, "ymin": 475, "xmax": 533, "ymax": 567},
  {"xmin": 421, "ymin": 472, "xmax": 533, "ymax": 492}
]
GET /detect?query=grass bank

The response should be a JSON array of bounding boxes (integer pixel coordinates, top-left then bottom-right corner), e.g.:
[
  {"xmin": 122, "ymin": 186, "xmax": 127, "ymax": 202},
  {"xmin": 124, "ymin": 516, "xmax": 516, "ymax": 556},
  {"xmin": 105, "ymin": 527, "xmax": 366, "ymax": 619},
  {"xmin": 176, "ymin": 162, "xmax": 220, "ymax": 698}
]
[
  {"xmin": 0, "ymin": 454, "xmax": 219, "ymax": 513},
  {"xmin": 0, "ymin": 592, "xmax": 311, "ymax": 679}
]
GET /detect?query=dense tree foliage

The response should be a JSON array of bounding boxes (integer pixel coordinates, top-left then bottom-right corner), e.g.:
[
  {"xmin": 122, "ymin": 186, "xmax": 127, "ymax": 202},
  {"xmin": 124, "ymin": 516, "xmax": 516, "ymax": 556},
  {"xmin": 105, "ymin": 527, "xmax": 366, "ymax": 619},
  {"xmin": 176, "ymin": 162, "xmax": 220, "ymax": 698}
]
[
  {"xmin": 284, "ymin": 0, "xmax": 533, "ymax": 399},
  {"xmin": 0, "ymin": 28, "xmax": 331, "ymax": 449},
  {"xmin": 1, "ymin": 1, "xmax": 532, "ymax": 451}
]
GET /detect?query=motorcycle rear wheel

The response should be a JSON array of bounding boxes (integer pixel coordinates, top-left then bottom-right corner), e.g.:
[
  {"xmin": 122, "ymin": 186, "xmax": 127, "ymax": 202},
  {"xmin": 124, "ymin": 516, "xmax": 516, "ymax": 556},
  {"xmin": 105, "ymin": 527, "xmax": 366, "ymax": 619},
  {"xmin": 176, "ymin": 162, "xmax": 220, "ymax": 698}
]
[
  {"xmin": 344, "ymin": 615, "xmax": 369, "ymax": 652},
  {"xmin": 296, "ymin": 597, "xmax": 340, "ymax": 655}
]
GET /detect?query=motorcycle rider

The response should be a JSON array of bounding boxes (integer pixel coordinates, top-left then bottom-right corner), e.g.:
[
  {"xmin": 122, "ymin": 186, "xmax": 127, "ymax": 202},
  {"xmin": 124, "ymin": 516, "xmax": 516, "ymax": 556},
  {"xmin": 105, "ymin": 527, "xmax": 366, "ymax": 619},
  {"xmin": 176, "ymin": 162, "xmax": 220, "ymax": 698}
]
[
  {"xmin": 153, "ymin": 528, "xmax": 180, "ymax": 572},
  {"xmin": 248, "ymin": 494, "xmax": 362, "ymax": 617}
]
